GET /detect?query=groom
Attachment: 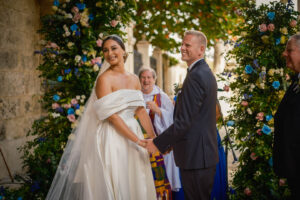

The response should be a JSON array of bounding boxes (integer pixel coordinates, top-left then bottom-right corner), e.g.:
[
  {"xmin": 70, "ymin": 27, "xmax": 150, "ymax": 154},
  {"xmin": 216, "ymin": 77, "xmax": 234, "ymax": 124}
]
[{"xmin": 145, "ymin": 30, "xmax": 218, "ymax": 199}]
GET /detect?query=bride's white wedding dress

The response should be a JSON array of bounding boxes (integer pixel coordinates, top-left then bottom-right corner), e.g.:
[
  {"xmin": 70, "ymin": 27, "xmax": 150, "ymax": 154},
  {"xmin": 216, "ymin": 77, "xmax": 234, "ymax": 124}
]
[{"xmin": 46, "ymin": 89, "xmax": 156, "ymax": 200}]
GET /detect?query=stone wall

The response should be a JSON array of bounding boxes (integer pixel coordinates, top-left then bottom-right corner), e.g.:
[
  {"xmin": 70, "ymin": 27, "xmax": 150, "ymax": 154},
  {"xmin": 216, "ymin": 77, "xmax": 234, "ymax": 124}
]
[{"xmin": 0, "ymin": 0, "xmax": 43, "ymax": 182}]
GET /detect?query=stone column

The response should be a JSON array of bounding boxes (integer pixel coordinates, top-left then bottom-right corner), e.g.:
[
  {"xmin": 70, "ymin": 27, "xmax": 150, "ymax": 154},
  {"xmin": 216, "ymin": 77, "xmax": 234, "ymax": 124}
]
[
  {"xmin": 0, "ymin": 0, "xmax": 43, "ymax": 181},
  {"xmin": 136, "ymin": 36, "xmax": 150, "ymax": 68},
  {"xmin": 162, "ymin": 55, "xmax": 171, "ymax": 95},
  {"xmin": 152, "ymin": 48, "xmax": 163, "ymax": 88},
  {"xmin": 213, "ymin": 40, "xmax": 225, "ymax": 73},
  {"xmin": 122, "ymin": 22, "xmax": 135, "ymax": 73}
]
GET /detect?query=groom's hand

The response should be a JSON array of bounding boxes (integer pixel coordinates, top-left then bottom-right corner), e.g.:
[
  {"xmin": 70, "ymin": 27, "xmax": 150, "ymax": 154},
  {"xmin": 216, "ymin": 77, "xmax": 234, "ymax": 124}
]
[{"xmin": 143, "ymin": 139, "xmax": 159, "ymax": 154}]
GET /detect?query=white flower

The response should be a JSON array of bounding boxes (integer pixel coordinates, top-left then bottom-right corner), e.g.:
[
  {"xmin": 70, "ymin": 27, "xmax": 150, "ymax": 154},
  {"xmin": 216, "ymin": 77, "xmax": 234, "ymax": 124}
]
[
  {"xmin": 65, "ymin": 31, "xmax": 71, "ymax": 36},
  {"xmin": 99, "ymin": 33, "xmax": 104, "ymax": 38},
  {"xmin": 67, "ymin": 42, "xmax": 74, "ymax": 48},
  {"xmin": 268, "ymin": 69, "xmax": 275, "ymax": 76},
  {"xmin": 80, "ymin": 99, "xmax": 84, "ymax": 103},
  {"xmin": 260, "ymin": 83, "xmax": 265, "ymax": 89},
  {"xmin": 280, "ymin": 68, "xmax": 284, "ymax": 76},
  {"xmin": 93, "ymin": 64, "xmax": 99, "ymax": 71},
  {"xmin": 247, "ymin": 108, "xmax": 253, "ymax": 115},
  {"xmin": 75, "ymin": 109, "xmax": 81, "ymax": 116},
  {"xmin": 80, "ymin": 106, "xmax": 85, "ymax": 112},
  {"xmin": 68, "ymin": 133, "xmax": 76, "ymax": 140},
  {"xmin": 66, "ymin": 0, "xmax": 70, "ymax": 2},
  {"xmin": 76, "ymin": 95, "xmax": 81, "ymax": 100},
  {"xmin": 118, "ymin": 1, "xmax": 125, "ymax": 8},
  {"xmin": 65, "ymin": 13, "xmax": 73, "ymax": 19},
  {"xmin": 63, "ymin": 24, "xmax": 68, "ymax": 31},
  {"xmin": 52, "ymin": 112, "xmax": 60, "ymax": 118},
  {"xmin": 75, "ymin": 55, "xmax": 81, "ymax": 63},
  {"xmin": 81, "ymin": 95, "xmax": 86, "ymax": 99},
  {"xmin": 262, "ymin": 67, "xmax": 266, "ymax": 71},
  {"xmin": 52, "ymin": 6, "xmax": 58, "ymax": 11}
]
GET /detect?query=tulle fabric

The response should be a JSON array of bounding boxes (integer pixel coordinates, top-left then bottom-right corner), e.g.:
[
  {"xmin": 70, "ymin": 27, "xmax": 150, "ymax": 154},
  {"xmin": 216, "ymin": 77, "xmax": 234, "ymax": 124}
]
[{"xmin": 46, "ymin": 62, "xmax": 156, "ymax": 200}]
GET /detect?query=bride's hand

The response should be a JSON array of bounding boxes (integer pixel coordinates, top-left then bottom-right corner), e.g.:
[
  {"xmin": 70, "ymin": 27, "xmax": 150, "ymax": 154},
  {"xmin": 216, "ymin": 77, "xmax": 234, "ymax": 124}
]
[{"xmin": 136, "ymin": 139, "xmax": 147, "ymax": 148}]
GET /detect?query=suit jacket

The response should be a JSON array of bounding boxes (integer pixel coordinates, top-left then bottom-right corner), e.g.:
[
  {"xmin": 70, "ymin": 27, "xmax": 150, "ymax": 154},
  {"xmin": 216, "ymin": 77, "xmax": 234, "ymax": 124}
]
[
  {"xmin": 153, "ymin": 59, "xmax": 218, "ymax": 170},
  {"xmin": 273, "ymin": 74, "xmax": 300, "ymax": 179}
]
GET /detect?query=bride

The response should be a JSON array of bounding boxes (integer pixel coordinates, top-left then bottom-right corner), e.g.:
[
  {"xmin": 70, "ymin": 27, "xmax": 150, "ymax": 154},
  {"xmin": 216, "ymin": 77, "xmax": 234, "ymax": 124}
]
[{"xmin": 46, "ymin": 35, "xmax": 157, "ymax": 200}]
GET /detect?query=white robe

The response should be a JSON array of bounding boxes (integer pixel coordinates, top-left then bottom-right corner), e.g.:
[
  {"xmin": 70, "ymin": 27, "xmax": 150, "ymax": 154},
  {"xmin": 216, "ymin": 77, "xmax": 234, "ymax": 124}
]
[{"xmin": 143, "ymin": 85, "xmax": 182, "ymax": 192}]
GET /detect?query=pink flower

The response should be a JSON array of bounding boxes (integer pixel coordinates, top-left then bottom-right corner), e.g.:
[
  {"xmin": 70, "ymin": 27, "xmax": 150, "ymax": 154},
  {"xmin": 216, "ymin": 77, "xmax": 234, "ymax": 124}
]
[
  {"xmin": 256, "ymin": 112, "xmax": 264, "ymax": 121},
  {"xmin": 73, "ymin": 13, "xmax": 81, "ymax": 23},
  {"xmin": 46, "ymin": 42, "xmax": 59, "ymax": 49},
  {"xmin": 91, "ymin": 57, "xmax": 102, "ymax": 65},
  {"xmin": 259, "ymin": 24, "xmax": 267, "ymax": 32},
  {"xmin": 71, "ymin": 6, "xmax": 79, "ymax": 14},
  {"xmin": 241, "ymin": 101, "xmax": 248, "ymax": 107},
  {"xmin": 110, "ymin": 20, "xmax": 119, "ymax": 27},
  {"xmin": 52, "ymin": 103, "xmax": 60, "ymax": 109},
  {"xmin": 250, "ymin": 152, "xmax": 258, "ymax": 160},
  {"xmin": 63, "ymin": 104, "xmax": 71, "ymax": 109},
  {"xmin": 46, "ymin": 158, "xmax": 51, "ymax": 164},
  {"xmin": 267, "ymin": 24, "xmax": 275, "ymax": 32},
  {"xmin": 71, "ymin": 98, "xmax": 78, "ymax": 105},
  {"xmin": 290, "ymin": 20, "xmax": 297, "ymax": 28},
  {"xmin": 279, "ymin": 179, "xmax": 286, "ymax": 186},
  {"xmin": 67, "ymin": 114, "xmax": 76, "ymax": 122},
  {"xmin": 96, "ymin": 39, "xmax": 103, "ymax": 47},
  {"xmin": 256, "ymin": 129, "xmax": 262, "ymax": 135},
  {"xmin": 285, "ymin": 74, "xmax": 290, "ymax": 80},
  {"xmin": 223, "ymin": 85, "xmax": 230, "ymax": 92},
  {"xmin": 244, "ymin": 187, "xmax": 252, "ymax": 196}
]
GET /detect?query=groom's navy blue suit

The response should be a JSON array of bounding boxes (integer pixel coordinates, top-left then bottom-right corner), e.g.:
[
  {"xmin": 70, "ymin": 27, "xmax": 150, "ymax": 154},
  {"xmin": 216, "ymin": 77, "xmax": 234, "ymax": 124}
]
[{"xmin": 153, "ymin": 59, "xmax": 218, "ymax": 199}]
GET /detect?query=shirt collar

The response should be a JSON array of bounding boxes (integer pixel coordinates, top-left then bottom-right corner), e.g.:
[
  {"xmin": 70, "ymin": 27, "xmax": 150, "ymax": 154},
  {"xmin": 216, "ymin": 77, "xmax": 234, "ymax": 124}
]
[
  {"xmin": 188, "ymin": 58, "xmax": 204, "ymax": 71},
  {"xmin": 143, "ymin": 85, "xmax": 160, "ymax": 97}
]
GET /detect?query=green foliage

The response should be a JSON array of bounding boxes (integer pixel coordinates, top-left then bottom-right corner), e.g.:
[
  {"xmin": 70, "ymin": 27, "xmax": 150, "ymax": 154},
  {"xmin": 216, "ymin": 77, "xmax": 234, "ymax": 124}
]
[
  {"xmin": 162, "ymin": 53, "xmax": 179, "ymax": 67},
  {"xmin": 134, "ymin": 0, "xmax": 245, "ymax": 52},
  {"xmin": 222, "ymin": 1, "xmax": 299, "ymax": 199},
  {"xmin": 1, "ymin": 0, "xmax": 135, "ymax": 199}
]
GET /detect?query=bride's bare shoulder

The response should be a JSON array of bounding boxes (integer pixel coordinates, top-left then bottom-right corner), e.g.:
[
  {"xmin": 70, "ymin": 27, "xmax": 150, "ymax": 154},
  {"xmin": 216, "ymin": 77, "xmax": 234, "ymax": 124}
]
[
  {"xmin": 128, "ymin": 72, "xmax": 141, "ymax": 90},
  {"xmin": 95, "ymin": 71, "xmax": 113, "ymax": 98}
]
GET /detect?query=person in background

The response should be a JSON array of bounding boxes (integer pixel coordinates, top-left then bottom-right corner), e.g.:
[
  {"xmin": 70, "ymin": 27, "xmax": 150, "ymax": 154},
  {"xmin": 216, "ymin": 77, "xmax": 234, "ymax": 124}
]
[
  {"xmin": 139, "ymin": 67, "xmax": 184, "ymax": 200},
  {"xmin": 210, "ymin": 101, "xmax": 227, "ymax": 200}
]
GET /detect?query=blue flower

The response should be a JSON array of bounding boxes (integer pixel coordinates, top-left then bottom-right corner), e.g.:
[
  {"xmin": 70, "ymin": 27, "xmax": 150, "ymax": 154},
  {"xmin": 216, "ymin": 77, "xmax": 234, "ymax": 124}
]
[
  {"xmin": 56, "ymin": 107, "xmax": 64, "ymax": 113},
  {"xmin": 227, "ymin": 120, "xmax": 235, "ymax": 127},
  {"xmin": 70, "ymin": 24, "xmax": 78, "ymax": 32},
  {"xmin": 272, "ymin": 81, "xmax": 280, "ymax": 89},
  {"xmin": 82, "ymin": 55, "xmax": 87, "ymax": 62},
  {"xmin": 57, "ymin": 76, "xmax": 63, "ymax": 82},
  {"xmin": 262, "ymin": 124, "xmax": 271, "ymax": 135},
  {"xmin": 75, "ymin": 104, "xmax": 80, "ymax": 109},
  {"xmin": 253, "ymin": 59, "xmax": 259, "ymax": 68},
  {"xmin": 64, "ymin": 69, "xmax": 71, "ymax": 74},
  {"xmin": 245, "ymin": 64, "xmax": 253, "ymax": 74},
  {"xmin": 30, "ymin": 181, "xmax": 40, "ymax": 192},
  {"xmin": 53, "ymin": 94, "xmax": 60, "ymax": 101},
  {"xmin": 17, "ymin": 197, "xmax": 22, "ymax": 200},
  {"xmin": 243, "ymin": 93, "xmax": 253, "ymax": 100},
  {"xmin": 76, "ymin": 3, "xmax": 86, "ymax": 10},
  {"xmin": 75, "ymin": 30, "xmax": 81, "ymax": 36},
  {"xmin": 259, "ymin": 71, "xmax": 266, "ymax": 79},
  {"xmin": 267, "ymin": 12, "xmax": 275, "ymax": 20},
  {"xmin": 37, "ymin": 137, "xmax": 46, "ymax": 143},
  {"xmin": 0, "ymin": 196, "xmax": 3, "ymax": 200},
  {"xmin": 89, "ymin": 14, "xmax": 94, "ymax": 21},
  {"xmin": 266, "ymin": 115, "xmax": 273, "ymax": 121},
  {"xmin": 53, "ymin": 0, "xmax": 59, "ymax": 6},
  {"xmin": 67, "ymin": 108, "xmax": 75, "ymax": 115},
  {"xmin": 275, "ymin": 37, "xmax": 281, "ymax": 45},
  {"xmin": 269, "ymin": 157, "xmax": 273, "ymax": 167},
  {"xmin": 229, "ymin": 187, "xmax": 236, "ymax": 195},
  {"xmin": 74, "ymin": 68, "xmax": 79, "ymax": 76}
]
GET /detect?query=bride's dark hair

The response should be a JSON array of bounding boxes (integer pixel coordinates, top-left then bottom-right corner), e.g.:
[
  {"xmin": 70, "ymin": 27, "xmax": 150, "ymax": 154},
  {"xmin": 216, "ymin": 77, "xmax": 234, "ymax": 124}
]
[{"xmin": 102, "ymin": 35, "xmax": 128, "ymax": 61}]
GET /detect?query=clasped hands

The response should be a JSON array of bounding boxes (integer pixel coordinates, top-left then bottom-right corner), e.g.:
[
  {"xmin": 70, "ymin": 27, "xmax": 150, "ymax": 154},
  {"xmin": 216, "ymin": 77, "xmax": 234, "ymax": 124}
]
[{"xmin": 137, "ymin": 139, "xmax": 159, "ymax": 154}]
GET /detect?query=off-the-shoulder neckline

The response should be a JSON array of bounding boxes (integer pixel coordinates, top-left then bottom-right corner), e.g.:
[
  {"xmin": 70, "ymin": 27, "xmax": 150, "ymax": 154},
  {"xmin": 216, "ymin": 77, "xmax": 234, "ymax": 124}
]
[{"xmin": 95, "ymin": 89, "xmax": 142, "ymax": 101}]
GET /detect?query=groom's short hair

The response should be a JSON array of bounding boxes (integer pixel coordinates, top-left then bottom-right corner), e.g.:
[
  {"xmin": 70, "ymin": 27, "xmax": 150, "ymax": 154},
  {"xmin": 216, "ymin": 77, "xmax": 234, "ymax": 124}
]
[
  {"xmin": 184, "ymin": 30, "xmax": 207, "ymax": 50},
  {"xmin": 290, "ymin": 34, "xmax": 300, "ymax": 50}
]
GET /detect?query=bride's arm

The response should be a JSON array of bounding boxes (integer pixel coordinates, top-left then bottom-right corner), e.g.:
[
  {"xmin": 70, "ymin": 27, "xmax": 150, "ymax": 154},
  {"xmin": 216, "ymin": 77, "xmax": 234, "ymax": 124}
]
[
  {"xmin": 133, "ymin": 75, "xmax": 156, "ymax": 139},
  {"xmin": 95, "ymin": 75, "xmax": 145, "ymax": 147}
]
